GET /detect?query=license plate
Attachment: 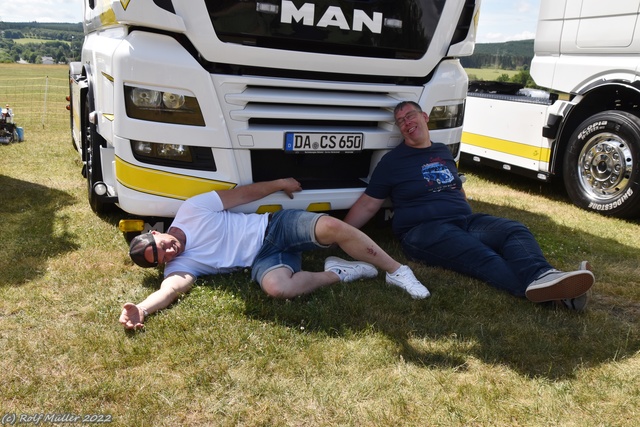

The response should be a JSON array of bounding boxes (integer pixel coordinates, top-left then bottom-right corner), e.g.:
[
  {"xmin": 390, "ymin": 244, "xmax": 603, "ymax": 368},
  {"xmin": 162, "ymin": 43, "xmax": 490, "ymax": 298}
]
[{"xmin": 284, "ymin": 132, "xmax": 363, "ymax": 153}]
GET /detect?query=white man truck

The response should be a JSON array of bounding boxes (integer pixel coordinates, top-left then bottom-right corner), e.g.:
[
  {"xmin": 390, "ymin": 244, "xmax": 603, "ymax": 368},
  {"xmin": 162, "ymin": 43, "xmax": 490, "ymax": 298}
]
[
  {"xmin": 461, "ymin": 0, "xmax": 640, "ymax": 218},
  {"xmin": 68, "ymin": 0, "xmax": 481, "ymax": 232}
]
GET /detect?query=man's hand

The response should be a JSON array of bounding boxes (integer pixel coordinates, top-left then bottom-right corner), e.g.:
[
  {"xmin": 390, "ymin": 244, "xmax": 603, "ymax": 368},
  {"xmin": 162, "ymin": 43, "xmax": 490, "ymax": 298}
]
[
  {"xmin": 280, "ymin": 177, "xmax": 302, "ymax": 199},
  {"xmin": 219, "ymin": 177, "xmax": 303, "ymax": 209},
  {"xmin": 119, "ymin": 302, "xmax": 145, "ymax": 330}
]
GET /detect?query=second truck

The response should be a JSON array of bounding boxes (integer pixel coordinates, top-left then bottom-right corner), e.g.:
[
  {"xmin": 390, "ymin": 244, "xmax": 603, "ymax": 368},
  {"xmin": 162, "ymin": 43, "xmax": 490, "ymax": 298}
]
[{"xmin": 461, "ymin": 0, "xmax": 640, "ymax": 218}]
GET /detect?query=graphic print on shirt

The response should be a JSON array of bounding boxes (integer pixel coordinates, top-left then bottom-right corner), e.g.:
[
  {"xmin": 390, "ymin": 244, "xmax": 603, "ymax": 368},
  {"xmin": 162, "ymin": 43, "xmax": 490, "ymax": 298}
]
[{"xmin": 421, "ymin": 159, "xmax": 455, "ymax": 189}]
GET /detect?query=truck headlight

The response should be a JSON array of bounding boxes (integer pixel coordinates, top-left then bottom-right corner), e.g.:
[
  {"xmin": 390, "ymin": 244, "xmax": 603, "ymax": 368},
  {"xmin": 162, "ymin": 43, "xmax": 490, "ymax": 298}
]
[
  {"xmin": 428, "ymin": 103, "xmax": 465, "ymax": 130},
  {"xmin": 133, "ymin": 141, "xmax": 192, "ymax": 162},
  {"xmin": 162, "ymin": 92, "xmax": 185, "ymax": 109},
  {"xmin": 131, "ymin": 140, "xmax": 217, "ymax": 172},
  {"xmin": 125, "ymin": 85, "xmax": 205, "ymax": 126},
  {"xmin": 130, "ymin": 88, "xmax": 162, "ymax": 107}
]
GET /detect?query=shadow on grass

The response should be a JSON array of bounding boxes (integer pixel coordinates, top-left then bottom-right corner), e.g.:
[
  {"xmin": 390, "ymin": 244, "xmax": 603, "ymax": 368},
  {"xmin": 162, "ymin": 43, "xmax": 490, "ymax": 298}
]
[
  {"xmin": 460, "ymin": 160, "xmax": 640, "ymax": 226},
  {"xmin": 190, "ymin": 200, "xmax": 640, "ymax": 381},
  {"xmin": 0, "ymin": 174, "xmax": 78, "ymax": 286},
  {"xmin": 459, "ymin": 160, "xmax": 571, "ymax": 205}
]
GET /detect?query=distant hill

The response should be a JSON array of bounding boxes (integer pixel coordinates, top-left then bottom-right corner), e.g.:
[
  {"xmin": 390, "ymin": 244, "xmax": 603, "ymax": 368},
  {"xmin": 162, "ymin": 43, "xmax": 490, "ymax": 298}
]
[
  {"xmin": 0, "ymin": 22, "xmax": 82, "ymax": 42},
  {"xmin": 0, "ymin": 22, "xmax": 82, "ymax": 30},
  {"xmin": 461, "ymin": 39, "xmax": 534, "ymax": 70},
  {"xmin": 1, "ymin": 22, "xmax": 534, "ymax": 69},
  {"xmin": 0, "ymin": 22, "xmax": 83, "ymax": 63}
]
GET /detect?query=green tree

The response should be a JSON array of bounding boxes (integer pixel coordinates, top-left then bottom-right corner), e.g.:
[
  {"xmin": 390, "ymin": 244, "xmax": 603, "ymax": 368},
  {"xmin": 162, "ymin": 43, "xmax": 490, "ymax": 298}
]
[
  {"xmin": 510, "ymin": 69, "xmax": 535, "ymax": 87},
  {"xmin": 55, "ymin": 48, "xmax": 66, "ymax": 64}
]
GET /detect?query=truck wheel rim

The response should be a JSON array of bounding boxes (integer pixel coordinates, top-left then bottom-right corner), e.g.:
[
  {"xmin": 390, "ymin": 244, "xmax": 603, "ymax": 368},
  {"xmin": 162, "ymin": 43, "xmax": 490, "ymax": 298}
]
[{"xmin": 578, "ymin": 132, "xmax": 632, "ymax": 201}]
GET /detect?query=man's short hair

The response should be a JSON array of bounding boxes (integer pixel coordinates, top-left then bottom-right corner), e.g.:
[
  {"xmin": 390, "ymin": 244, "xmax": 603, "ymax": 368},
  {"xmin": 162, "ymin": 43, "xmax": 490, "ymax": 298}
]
[
  {"xmin": 393, "ymin": 101, "xmax": 423, "ymax": 116},
  {"xmin": 129, "ymin": 232, "xmax": 158, "ymax": 268}
]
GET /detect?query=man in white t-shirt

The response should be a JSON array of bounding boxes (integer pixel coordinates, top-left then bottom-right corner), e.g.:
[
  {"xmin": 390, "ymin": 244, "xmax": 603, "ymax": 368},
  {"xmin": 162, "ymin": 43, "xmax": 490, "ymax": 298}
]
[{"xmin": 119, "ymin": 178, "xmax": 430, "ymax": 330}]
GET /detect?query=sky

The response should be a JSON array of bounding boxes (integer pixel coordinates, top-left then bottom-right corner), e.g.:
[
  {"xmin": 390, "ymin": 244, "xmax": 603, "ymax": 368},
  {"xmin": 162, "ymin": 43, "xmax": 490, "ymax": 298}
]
[
  {"xmin": 476, "ymin": 0, "xmax": 540, "ymax": 43},
  {"xmin": 1, "ymin": 0, "xmax": 540, "ymax": 44},
  {"xmin": 0, "ymin": 0, "xmax": 83, "ymax": 24}
]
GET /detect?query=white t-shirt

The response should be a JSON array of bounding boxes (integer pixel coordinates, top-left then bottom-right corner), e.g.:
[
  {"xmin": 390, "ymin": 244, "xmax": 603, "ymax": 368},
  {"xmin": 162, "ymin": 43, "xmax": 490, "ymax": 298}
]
[{"xmin": 163, "ymin": 191, "xmax": 270, "ymax": 278}]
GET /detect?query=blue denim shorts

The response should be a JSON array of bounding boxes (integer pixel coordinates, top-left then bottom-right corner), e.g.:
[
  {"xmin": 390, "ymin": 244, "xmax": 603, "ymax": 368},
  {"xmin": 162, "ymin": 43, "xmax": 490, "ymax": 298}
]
[{"xmin": 251, "ymin": 210, "xmax": 329, "ymax": 284}]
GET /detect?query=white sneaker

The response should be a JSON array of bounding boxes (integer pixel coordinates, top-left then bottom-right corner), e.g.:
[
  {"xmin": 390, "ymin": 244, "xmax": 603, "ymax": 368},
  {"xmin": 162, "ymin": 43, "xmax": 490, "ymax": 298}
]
[
  {"xmin": 324, "ymin": 256, "xmax": 378, "ymax": 283},
  {"xmin": 525, "ymin": 266, "xmax": 594, "ymax": 303},
  {"xmin": 386, "ymin": 265, "xmax": 430, "ymax": 299}
]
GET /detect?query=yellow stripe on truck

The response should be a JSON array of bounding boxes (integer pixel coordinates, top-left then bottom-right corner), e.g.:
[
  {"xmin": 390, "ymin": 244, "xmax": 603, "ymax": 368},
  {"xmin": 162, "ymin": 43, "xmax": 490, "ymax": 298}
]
[
  {"xmin": 97, "ymin": 0, "xmax": 117, "ymax": 26},
  {"xmin": 461, "ymin": 131, "xmax": 551, "ymax": 163},
  {"xmin": 115, "ymin": 157, "xmax": 236, "ymax": 200}
]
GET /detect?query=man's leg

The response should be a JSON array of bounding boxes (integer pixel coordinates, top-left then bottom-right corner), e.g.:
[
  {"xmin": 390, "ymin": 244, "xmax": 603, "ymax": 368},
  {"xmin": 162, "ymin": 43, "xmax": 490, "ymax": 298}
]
[
  {"xmin": 466, "ymin": 214, "xmax": 552, "ymax": 286},
  {"xmin": 255, "ymin": 211, "xmax": 428, "ymax": 299},
  {"xmin": 465, "ymin": 213, "xmax": 594, "ymax": 301},
  {"xmin": 402, "ymin": 215, "xmax": 594, "ymax": 300},
  {"xmin": 314, "ymin": 215, "xmax": 401, "ymax": 273},
  {"xmin": 260, "ymin": 266, "xmax": 342, "ymax": 299},
  {"xmin": 315, "ymin": 216, "xmax": 430, "ymax": 299},
  {"xmin": 253, "ymin": 211, "xmax": 379, "ymax": 299},
  {"xmin": 401, "ymin": 218, "xmax": 528, "ymax": 296}
]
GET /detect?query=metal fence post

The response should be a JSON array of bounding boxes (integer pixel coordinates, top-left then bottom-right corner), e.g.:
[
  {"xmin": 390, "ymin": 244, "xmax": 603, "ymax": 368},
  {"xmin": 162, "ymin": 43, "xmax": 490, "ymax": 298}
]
[{"xmin": 42, "ymin": 76, "xmax": 49, "ymax": 129}]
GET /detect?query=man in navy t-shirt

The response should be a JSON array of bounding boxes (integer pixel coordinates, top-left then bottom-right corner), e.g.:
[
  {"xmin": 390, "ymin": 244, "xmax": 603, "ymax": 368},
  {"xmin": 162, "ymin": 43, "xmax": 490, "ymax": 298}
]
[{"xmin": 344, "ymin": 101, "xmax": 595, "ymax": 310}]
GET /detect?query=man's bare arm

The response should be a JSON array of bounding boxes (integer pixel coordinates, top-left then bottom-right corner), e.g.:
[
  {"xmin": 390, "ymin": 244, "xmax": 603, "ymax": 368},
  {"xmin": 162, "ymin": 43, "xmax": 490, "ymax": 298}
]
[
  {"xmin": 218, "ymin": 178, "xmax": 302, "ymax": 210},
  {"xmin": 343, "ymin": 193, "xmax": 385, "ymax": 229},
  {"xmin": 119, "ymin": 271, "xmax": 195, "ymax": 330}
]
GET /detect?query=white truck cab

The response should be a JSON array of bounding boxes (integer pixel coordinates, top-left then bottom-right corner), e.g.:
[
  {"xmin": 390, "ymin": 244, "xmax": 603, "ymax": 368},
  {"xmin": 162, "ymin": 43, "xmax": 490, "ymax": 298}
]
[{"xmin": 69, "ymin": 0, "xmax": 481, "ymax": 232}]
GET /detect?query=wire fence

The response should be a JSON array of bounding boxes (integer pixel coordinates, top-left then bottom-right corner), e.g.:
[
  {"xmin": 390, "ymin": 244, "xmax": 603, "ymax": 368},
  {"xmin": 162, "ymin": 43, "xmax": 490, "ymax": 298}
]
[{"xmin": 0, "ymin": 76, "xmax": 70, "ymax": 132}]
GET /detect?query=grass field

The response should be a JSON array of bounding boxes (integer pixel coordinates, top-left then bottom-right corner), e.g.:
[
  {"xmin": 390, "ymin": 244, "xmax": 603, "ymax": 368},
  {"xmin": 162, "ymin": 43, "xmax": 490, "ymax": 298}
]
[
  {"xmin": 13, "ymin": 38, "xmax": 67, "ymax": 45},
  {"xmin": 0, "ymin": 63, "xmax": 69, "ymax": 130},
  {"xmin": 1, "ymin": 64, "xmax": 639, "ymax": 426}
]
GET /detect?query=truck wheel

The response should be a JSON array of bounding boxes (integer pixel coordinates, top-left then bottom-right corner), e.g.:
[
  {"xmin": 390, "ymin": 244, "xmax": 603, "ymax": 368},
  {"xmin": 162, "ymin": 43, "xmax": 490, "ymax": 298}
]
[
  {"xmin": 563, "ymin": 110, "xmax": 640, "ymax": 218},
  {"xmin": 68, "ymin": 72, "xmax": 79, "ymax": 151},
  {"xmin": 84, "ymin": 94, "xmax": 111, "ymax": 214}
]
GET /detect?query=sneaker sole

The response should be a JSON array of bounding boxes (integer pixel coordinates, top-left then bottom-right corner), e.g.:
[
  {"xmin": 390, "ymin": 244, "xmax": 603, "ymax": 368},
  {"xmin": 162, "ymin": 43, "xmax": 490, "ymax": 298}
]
[
  {"xmin": 579, "ymin": 261, "xmax": 592, "ymax": 272},
  {"xmin": 573, "ymin": 261, "xmax": 593, "ymax": 311},
  {"xmin": 525, "ymin": 270, "xmax": 594, "ymax": 303},
  {"xmin": 385, "ymin": 282, "xmax": 430, "ymax": 299},
  {"xmin": 385, "ymin": 275, "xmax": 431, "ymax": 299}
]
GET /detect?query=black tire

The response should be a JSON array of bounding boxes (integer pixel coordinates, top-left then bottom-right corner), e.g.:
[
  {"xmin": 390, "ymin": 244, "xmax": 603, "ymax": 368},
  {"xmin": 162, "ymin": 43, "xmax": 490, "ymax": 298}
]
[
  {"xmin": 69, "ymin": 72, "xmax": 78, "ymax": 151},
  {"xmin": 84, "ymin": 92, "xmax": 112, "ymax": 214},
  {"xmin": 123, "ymin": 231, "xmax": 141, "ymax": 244},
  {"xmin": 563, "ymin": 110, "xmax": 640, "ymax": 218}
]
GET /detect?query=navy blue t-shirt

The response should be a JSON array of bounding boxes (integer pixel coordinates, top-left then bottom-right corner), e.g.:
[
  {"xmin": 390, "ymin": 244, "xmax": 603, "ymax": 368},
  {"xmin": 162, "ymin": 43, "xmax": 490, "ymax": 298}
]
[{"xmin": 365, "ymin": 142, "xmax": 472, "ymax": 236}]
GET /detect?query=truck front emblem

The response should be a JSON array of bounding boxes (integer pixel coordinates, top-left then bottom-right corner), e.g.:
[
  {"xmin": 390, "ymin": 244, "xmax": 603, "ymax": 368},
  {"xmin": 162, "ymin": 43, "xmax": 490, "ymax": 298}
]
[{"xmin": 279, "ymin": 0, "xmax": 384, "ymax": 34}]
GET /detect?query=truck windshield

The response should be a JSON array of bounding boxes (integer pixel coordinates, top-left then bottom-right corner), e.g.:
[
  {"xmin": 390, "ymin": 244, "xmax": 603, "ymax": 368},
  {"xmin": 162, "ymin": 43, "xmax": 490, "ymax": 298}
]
[{"xmin": 207, "ymin": 0, "xmax": 445, "ymax": 59}]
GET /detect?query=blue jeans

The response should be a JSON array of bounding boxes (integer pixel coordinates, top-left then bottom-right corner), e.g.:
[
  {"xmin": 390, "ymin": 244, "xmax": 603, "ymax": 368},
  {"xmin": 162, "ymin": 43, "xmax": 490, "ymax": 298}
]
[
  {"xmin": 251, "ymin": 210, "xmax": 329, "ymax": 284},
  {"xmin": 400, "ymin": 213, "xmax": 552, "ymax": 297}
]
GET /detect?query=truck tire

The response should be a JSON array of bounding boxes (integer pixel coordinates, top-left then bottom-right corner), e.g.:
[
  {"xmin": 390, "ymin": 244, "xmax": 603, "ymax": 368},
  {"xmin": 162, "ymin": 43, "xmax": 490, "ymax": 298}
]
[
  {"xmin": 68, "ymin": 72, "xmax": 79, "ymax": 151},
  {"xmin": 563, "ymin": 110, "xmax": 640, "ymax": 218},
  {"xmin": 84, "ymin": 93, "xmax": 111, "ymax": 214}
]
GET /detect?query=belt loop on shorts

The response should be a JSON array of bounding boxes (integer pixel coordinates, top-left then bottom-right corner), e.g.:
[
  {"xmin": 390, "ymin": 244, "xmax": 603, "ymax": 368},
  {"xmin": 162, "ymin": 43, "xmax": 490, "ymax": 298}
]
[{"xmin": 264, "ymin": 213, "xmax": 273, "ymax": 239}]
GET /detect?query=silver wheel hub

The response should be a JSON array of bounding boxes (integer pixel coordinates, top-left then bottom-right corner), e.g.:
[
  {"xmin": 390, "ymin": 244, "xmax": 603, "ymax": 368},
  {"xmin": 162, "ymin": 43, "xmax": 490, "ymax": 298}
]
[{"xmin": 578, "ymin": 132, "xmax": 633, "ymax": 201}]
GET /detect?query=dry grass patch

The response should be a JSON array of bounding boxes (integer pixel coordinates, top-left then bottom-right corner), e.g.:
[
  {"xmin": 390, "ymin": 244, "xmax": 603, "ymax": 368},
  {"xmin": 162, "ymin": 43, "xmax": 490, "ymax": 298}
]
[{"xmin": 1, "ymin": 64, "xmax": 640, "ymax": 426}]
